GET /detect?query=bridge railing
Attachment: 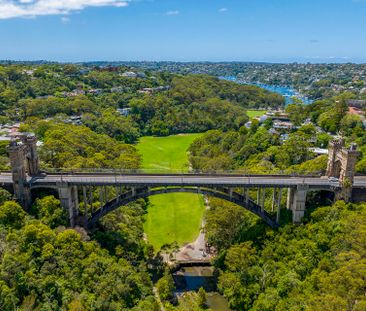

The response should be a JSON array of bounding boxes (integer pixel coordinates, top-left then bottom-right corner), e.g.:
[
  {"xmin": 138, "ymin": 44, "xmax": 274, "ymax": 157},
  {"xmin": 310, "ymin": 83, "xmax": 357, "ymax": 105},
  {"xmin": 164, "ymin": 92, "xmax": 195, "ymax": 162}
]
[{"xmin": 39, "ymin": 168, "xmax": 323, "ymax": 177}]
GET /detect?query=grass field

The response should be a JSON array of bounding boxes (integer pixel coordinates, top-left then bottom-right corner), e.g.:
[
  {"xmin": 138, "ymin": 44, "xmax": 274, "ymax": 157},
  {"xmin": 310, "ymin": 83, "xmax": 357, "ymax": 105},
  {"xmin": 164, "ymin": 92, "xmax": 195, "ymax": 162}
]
[
  {"xmin": 144, "ymin": 193, "xmax": 205, "ymax": 251},
  {"xmin": 137, "ymin": 134, "xmax": 205, "ymax": 251},
  {"xmin": 246, "ymin": 110, "xmax": 266, "ymax": 118},
  {"xmin": 137, "ymin": 134, "xmax": 202, "ymax": 172}
]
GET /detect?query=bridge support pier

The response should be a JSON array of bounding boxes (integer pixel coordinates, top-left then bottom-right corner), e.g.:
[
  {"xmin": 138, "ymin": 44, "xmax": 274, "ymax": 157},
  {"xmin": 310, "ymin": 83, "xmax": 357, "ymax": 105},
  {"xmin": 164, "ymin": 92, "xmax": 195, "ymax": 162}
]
[
  {"xmin": 261, "ymin": 188, "xmax": 266, "ymax": 212},
  {"xmin": 271, "ymin": 188, "xmax": 276, "ymax": 212},
  {"xmin": 287, "ymin": 185, "xmax": 308, "ymax": 224},
  {"xmin": 57, "ymin": 183, "xmax": 79, "ymax": 227},
  {"xmin": 286, "ymin": 188, "xmax": 294, "ymax": 210}
]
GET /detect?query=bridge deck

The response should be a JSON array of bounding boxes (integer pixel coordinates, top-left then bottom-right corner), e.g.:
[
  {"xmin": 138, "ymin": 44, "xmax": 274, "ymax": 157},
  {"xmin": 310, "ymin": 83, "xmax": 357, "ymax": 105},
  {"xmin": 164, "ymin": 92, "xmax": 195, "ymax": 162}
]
[{"xmin": 1, "ymin": 173, "xmax": 366, "ymax": 189}]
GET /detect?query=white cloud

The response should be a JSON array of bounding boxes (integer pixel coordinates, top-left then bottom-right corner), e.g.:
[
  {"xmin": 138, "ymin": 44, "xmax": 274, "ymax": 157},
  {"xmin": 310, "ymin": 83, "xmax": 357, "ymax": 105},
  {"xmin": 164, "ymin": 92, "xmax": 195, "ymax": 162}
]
[
  {"xmin": 61, "ymin": 16, "xmax": 70, "ymax": 23},
  {"xmin": 166, "ymin": 10, "xmax": 179, "ymax": 16},
  {"xmin": 219, "ymin": 7, "xmax": 228, "ymax": 12},
  {"xmin": 0, "ymin": 0, "xmax": 130, "ymax": 19}
]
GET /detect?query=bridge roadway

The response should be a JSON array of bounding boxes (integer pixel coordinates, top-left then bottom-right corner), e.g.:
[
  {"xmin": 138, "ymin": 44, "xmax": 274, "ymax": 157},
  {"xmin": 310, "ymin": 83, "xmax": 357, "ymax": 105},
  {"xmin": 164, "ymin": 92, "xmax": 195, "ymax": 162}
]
[{"xmin": 1, "ymin": 172, "xmax": 366, "ymax": 189}]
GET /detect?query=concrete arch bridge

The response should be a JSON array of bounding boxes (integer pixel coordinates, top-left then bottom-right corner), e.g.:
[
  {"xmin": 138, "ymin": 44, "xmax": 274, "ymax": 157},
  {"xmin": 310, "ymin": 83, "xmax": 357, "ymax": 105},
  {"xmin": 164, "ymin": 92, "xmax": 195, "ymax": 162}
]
[{"xmin": 2, "ymin": 135, "xmax": 366, "ymax": 229}]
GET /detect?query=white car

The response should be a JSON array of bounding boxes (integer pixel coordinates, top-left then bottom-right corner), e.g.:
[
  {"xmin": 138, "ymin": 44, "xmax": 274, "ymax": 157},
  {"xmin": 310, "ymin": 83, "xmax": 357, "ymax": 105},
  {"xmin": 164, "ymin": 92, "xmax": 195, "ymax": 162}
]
[{"xmin": 328, "ymin": 177, "xmax": 339, "ymax": 183}]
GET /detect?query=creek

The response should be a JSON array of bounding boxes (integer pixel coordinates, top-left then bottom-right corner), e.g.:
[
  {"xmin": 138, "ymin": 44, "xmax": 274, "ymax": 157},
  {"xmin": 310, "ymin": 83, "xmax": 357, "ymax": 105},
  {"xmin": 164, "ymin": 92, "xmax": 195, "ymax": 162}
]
[{"xmin": 173, "ymin": 266, "xmax": 231, "ymax": 311}]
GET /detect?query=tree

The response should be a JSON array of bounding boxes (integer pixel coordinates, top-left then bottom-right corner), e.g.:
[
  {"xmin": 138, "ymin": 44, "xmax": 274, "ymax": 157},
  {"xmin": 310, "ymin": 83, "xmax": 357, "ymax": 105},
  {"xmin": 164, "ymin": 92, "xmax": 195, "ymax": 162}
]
[
  {"xmin": 0, "ymin": 189, "xmax": 12, "ymax": 205},
  {"xmin": 31, "ymin": 196, "xmax": 68, "ymax": 228},
  {"xmin": 197, "ymin": 287, "xmax": 207, "ymax": 309},
  {"xmin": 156, "ymin": 273, "xmax": 176, "ymax": 303},
  {"xmin": 205, "ymin": 200, "xmax": 251, "ymax": 251},
  {"xmin": 0, "ymin": 201, "xmax": 26, "ymax": 229},
  {"xmin": 286, "ymin": 103, "xmax": 306, "ymax": 126}
]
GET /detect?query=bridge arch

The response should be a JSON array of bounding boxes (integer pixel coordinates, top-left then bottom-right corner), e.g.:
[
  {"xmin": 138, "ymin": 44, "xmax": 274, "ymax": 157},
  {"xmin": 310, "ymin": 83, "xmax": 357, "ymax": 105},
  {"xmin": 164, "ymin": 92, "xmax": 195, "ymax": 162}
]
[{"xmin": 88, "ymin": 186, "xmax": 278, "ymax": 229}]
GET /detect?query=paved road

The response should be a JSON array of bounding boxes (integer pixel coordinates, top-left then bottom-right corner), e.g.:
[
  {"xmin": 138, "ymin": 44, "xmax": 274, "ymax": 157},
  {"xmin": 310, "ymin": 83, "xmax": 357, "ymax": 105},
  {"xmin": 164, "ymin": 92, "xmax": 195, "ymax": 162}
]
[{"xmin": 1, "ymin": 173, "xmax": 366, "ymax": 189}]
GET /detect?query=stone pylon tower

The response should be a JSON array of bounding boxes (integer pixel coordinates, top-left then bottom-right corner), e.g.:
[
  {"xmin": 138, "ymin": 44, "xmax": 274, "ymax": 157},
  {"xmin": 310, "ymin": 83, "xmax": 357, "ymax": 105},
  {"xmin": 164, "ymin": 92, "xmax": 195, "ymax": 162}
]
[
  {"xmin": 326, "ymin": 138, "xmax": 360, "ymax": 201},
  {"xmin": 7, "ymin": 133, "xmax": 41, "ymax": 209},
  {"xmin": 21, "ymin": 134, "xmax": 40, "ymax": 176},
  {"xmin": 326, "ymin": 138, "xmax": 345, "ymax": 178},
  {"xmin": 7, "ymin": 140, "xmax": 31, "ymax": 209}
]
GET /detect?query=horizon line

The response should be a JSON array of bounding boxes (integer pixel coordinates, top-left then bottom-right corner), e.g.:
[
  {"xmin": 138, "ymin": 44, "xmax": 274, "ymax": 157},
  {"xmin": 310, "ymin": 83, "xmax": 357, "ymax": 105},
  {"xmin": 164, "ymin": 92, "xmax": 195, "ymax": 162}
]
[{"xmin": 1, "ymin": 59, "xmax": 366, "ymax": 65}]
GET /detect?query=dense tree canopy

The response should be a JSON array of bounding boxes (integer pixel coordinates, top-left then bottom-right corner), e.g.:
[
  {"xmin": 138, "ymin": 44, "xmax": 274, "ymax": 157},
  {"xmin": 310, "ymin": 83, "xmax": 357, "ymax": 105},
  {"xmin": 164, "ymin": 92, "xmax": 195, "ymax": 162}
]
[
  {"xmin": 215, "ymin": 201, "xmax": 366, "ymax": 310},
  {"xmin": 0, "ymin": 197, "xmax": 158, "ymax": 311},
  {"xmin": 37, "ymin": 122, "xmax": 140, "ymax": 170}
]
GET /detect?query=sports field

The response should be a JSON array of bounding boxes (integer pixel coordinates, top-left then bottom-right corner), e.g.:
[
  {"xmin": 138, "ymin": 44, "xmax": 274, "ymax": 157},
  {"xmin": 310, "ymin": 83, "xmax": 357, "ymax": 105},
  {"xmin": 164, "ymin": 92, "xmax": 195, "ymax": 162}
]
[
  {"xmin": 246, "ymin": 110, "xmax": 266, "ymax": 118},
  {"xmin": 137, "ymin": 134, "xmax": 205, "ymax": 251},
  {"xmin": 144, "ymin": 193, "xmax": 205, "ymax": 251},
  {"xmin": 137, "ymin": 134, "xmax": 202, "ymax": 172}
]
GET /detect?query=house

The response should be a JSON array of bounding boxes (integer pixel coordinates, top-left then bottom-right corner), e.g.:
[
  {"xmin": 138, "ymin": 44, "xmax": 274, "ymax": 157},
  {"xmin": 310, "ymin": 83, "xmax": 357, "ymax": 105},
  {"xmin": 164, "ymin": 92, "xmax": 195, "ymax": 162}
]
[
  {"xmin": 347, "ymin": 100, "xmax": 366, "ymax": 109},
  {"xmin": 117, "ymin": 108, "xmax": 131, "ymax": 116},
  {"xmin": 111, "ymin": 87, "xmax": 125, "ymax": 93},
  {"xmin": 273, "ymin": 121, "xmax": 294, "ymax": 130},
  {"xmin": 137, "ymin": 72, "xmax": 146, "ymax": 78},
  {"xmin": 258, "ymin": 115, "xmax": 269, "ymax": 123},
  {"xmin": 268, "ymin": 128, "xmax": 279, "ymax": 135},
  {"xmin": 138, "ymin": 86, "xmax": 171, "ymax": 95},
  {"xmin": 0, "ymin": 123, "xmax": 22, "ymax": 141},
  {"xmin": 309, "ymin": 147, "xmax": 329, "ymax": 156},
  {"xmin": 62, "ymin": 89, "xmax": 86, "ymax": 97},
  {"xmin": 349, "ymin": 106, "xmax": 365, "ymax": 116},
  {"xmin": 121, "ymin": 71, "xmax": 138, "ymax": 78},
  {"xmin": 88, "ymin": 89, "xmax": 103, "ymax": 95},
  {"xmin": 22, "ymin": 69, "xmax": 34, "ymax": 76},
  {"xmin": 266, "ymin": 111, "xmax": 290, "ymax": 121},
  {"xmin": 244, "ymin": 121, "xmax": 252, "ymax": 129},
  {"xmin": 65, "ymin": 116, "xmax": 82, "ymax": 126}
]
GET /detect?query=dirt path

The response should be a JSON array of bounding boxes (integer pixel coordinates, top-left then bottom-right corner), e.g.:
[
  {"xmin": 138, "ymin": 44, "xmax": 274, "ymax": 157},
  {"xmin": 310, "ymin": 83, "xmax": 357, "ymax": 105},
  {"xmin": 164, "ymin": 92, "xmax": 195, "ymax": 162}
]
[{"xmin": 175, "ymin": 196, "xmax": 213, "ymax": 262}]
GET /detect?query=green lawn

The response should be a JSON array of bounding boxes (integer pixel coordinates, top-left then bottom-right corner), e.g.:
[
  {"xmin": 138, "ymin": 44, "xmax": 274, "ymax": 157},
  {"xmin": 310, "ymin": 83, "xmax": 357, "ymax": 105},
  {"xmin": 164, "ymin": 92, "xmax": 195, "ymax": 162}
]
[
  {"xmin": 144, "ymin": 193, "xmax": 205, "ymax": 251},
  {"xmin": 137, "ymin": 133, "xmax": 205, "ymax": 251},
  {"xmin": 137, "ymin": 134, "xmax": 202, "ymax": 172},
  {"xmin": 246, "ymin": 110, "xmax": 266, "ymax": 118}
]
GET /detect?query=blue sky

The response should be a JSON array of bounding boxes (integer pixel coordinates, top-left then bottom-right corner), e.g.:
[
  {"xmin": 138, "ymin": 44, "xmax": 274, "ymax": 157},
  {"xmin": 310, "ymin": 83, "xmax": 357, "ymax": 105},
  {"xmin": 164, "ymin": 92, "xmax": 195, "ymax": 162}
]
[{"xmin": 0, "ymin": 0, "xmax": 366, "ymax": 63}]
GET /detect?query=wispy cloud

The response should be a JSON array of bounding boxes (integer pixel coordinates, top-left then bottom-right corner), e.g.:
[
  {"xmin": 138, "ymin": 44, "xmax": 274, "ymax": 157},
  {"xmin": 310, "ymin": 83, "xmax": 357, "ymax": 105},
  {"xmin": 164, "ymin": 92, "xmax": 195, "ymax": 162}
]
[
  {"xmin": 219, "ymin": 7, "xmax": 228, "ymax": 12},
  {"xmin": 309, "ymin": 39, "xmax": 320, "ymax": 44},
  {"xmin": 61, "ymin": 16, "xmax": 70, "ymax": 24},
  {"xmin": 166, "ymin": 10, "xmax": 180, "ymax": 16},
  {"xmin": 0, "ymin": 0, "xmax": 130, "ymax": 19}
]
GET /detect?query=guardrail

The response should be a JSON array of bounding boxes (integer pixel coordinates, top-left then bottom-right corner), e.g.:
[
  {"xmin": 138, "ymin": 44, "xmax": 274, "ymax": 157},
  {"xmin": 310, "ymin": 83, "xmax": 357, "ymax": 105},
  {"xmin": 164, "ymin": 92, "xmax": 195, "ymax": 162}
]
[{"xmin": 26, "ymin": 168, "xmax": 323, "ymax": 178}]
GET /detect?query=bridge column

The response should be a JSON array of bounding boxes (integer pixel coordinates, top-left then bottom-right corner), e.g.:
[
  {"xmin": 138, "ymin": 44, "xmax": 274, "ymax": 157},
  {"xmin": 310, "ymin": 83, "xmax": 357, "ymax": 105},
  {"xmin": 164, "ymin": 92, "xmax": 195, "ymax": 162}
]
[
  {"xmin": 271, "ymin": 188, "xmax": 276, "ymax": 212},
  {"xmin": 286, "ymin": 188, "xmax": 295, "ymax": 210},
  {"xmin": 261, "ymin": 188, "xmax": 266, "ymax": 211},
  {"xmin": 82, "ymin": 186, "xmax": 89, "ymax": 226},
  {"xmin": 276, "ymin": 188, "xmax": 282, "ymax": 224},
  {"xmin": 291, "ymin": 185, "xmax": 308, "ymax": 224},
  {"xmin": 229, "ymin": 188, "xmax": 233, "ymax": 199},
  {"xmin": 89, "ymin": 186, "xmax": 93, "ymax": 214},
  {"xmin": 57, "ymin": 182, "xmax": 79, "ymax": 227},
  {"xmin": 244, "ymin": 188, "xmax": 249, "ymax": 205}
]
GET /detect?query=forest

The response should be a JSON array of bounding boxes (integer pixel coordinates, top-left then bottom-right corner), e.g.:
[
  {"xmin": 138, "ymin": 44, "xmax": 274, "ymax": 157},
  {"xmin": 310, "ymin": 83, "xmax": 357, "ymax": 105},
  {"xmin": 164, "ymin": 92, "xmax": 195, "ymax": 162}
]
[{"xmin": 0, "ymin": 64, "xmax": 283, "ymax": 141}]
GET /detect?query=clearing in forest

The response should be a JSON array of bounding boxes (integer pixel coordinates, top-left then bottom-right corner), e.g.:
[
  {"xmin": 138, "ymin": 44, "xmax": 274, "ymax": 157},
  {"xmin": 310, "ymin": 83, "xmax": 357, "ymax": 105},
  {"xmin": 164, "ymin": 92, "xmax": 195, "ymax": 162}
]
[
  {"xmin": 137, "ymin": 134, "xmax": 202, "ymax": 172},
  {"xmin": 246, "ymin": 110, "xmax": 266, "ymax": 118},
  {"xmin": 137, "ymin": 134, "xmax": 205, "ymax": 251}
]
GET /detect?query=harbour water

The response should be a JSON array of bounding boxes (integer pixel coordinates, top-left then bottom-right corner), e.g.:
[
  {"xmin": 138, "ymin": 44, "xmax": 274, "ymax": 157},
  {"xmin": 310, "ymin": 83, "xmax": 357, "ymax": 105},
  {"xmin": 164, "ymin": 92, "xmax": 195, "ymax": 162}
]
[{"xmin": 221, "ymin": 76, "xmax": 313, "ymax": 105}]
